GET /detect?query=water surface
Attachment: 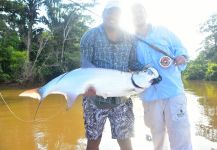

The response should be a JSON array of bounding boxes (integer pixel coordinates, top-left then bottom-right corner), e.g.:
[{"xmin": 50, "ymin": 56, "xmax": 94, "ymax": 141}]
[{"xmin": 0, "ymin": 80, "xmax": 217, "ymax": 150}]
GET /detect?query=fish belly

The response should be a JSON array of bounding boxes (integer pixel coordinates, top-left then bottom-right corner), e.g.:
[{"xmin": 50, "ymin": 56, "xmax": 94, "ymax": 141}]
[{"xmin": 84, "ymin": 69, "xmax": 135, "ymax": 98}]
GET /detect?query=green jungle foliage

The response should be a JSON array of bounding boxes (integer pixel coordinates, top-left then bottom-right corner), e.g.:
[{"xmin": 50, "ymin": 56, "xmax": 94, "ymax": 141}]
[
  {"xmin": 0, "ymin": 0, "xmax": 93, "ymax": 84},
  {"xmin": 184, "ymin": 14, "xmax": 217, "ymax": 81}
]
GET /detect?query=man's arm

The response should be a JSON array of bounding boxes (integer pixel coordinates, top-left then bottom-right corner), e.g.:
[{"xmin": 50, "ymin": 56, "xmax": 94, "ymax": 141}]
[
  {"xmin": 167, "ymin": 29, "xmax": 189, "ymax": 71},
  {"xmin": 80, "ymin": 29, "xmax": 96, "ymax": 96}
]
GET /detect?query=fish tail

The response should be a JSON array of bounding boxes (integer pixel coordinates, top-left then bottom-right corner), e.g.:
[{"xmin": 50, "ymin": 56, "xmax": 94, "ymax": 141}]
[{"xmin": 19, "ymin": 88, "xmax": 41, "ymax": 100}]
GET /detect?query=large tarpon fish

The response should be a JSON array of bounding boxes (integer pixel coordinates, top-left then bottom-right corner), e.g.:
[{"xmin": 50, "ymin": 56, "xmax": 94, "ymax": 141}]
[{"xmin": 19, "ymin": 67, "xmax": 159, "ymax": 110}]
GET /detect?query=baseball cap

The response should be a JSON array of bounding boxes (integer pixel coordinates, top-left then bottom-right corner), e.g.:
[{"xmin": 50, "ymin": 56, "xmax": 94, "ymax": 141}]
[{"xmin": 104, "ymin": 1, "xmax": 121, "ymax": 10}]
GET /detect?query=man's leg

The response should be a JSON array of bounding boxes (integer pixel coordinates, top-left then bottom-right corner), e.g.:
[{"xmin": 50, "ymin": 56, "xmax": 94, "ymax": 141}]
[
  {"xmin": 86, "ymin": 138, "xmax": 102, "ymax": 150},
  {"xmin": 165, "ymin": 94, "xmax": 192, "ymax": 150},
  {"xmin": 82, "ymin": 98, "xmax": 108, "ymax": 150},
  {"xmin": 109, "ymin": 101, "xmax": 134, "ymax": 150},
  {"xmin": 143, "ymin": 100, "xmax": 168, "ymax": 150},
  {"xmin": 117, "ymin": 138, "xmax": 133, "ymax": 150}
]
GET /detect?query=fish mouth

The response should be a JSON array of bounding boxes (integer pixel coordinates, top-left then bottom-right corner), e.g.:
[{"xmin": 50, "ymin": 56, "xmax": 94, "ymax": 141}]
[
  {"xmin": 131, "ymin": 67, "xmax": 159, "ymax": 89},
  {"xmin": 131, "ymin": 73, "xmax": 145, "ymax": 89}
]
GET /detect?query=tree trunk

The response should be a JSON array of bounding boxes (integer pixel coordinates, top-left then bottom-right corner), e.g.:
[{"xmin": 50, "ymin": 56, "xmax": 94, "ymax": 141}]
[{"xmin": 23, "ymin": 21, "xmax": 33, "ymax": 82}]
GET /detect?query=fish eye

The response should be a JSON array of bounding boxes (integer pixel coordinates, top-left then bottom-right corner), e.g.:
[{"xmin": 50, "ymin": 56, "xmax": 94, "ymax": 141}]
[{"xmin": 146, "ymin": 69, "xmax": 153, "ymax": 75}]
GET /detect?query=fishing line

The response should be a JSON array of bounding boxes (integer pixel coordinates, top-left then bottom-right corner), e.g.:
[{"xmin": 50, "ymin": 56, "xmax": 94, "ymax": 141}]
[{"xmin": 0, "ymin": 92, "xmax": 65, "ymax": 123}]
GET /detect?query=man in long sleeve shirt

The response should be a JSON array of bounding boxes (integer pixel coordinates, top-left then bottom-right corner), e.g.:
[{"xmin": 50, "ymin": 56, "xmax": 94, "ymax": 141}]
[{"xmin": 131, "ymin": 3, "xmax": 193, "ymax": 150}]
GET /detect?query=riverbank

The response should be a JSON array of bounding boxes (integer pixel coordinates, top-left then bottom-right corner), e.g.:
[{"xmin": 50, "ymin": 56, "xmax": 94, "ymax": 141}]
[{"xmin": 0, "ymin": 82, "xmax": 43, "ymax": 89}]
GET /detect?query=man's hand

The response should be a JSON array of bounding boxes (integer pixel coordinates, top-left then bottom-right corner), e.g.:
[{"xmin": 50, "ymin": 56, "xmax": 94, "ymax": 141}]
[
  {"xmin": 174, "ymin": 55, "xmax": 187, "ymax": 66},
  {"xmin": 151, "ymin": 75, "xmax": 162, "ymax": 85},
  {"xmin": 83, "ymin": 86, "xmax": 96, "ymax": 96}
]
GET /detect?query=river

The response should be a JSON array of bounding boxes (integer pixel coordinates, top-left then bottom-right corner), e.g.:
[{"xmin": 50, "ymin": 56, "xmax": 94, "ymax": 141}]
[{"xmin": 0, "ymin": 80, "xmax": 217, "ymax": 150}]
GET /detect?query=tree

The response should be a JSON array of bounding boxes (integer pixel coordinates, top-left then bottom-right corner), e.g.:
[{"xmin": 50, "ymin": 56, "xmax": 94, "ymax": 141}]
[
  {"xmin": 184, "ymin": 13, "xmax": 217, "ymax": 81},
  {"xmin": 35, "ymin": 0, "xmax": 92, "ymax": 81},
  {"xmin": 0, "ymin": 0, "xmax": 93, "ymax": 84},
  {"xmin": 205, "ymin": 63, "xmax": 217, "ymax": 81},
  {"xmin": 0, "ymin": 0, "xmax": 45, "ymax": 82},
  {"xmin": 0, "ymin": 16, "xmax": 26, "ymax": 82},
  {"xmin": 200, "ymin": 14, "xmax": 217, "ymax": 62}
]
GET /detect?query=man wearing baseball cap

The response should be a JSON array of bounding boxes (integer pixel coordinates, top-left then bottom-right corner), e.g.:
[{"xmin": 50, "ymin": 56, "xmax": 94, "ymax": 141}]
[{"xmin": 80, "ymin": 1, "xmax": 143, "ymax": 150}]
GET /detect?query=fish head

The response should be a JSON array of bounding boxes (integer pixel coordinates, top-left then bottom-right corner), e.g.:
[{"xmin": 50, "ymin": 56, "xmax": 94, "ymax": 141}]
[
  {"xmin": 132, "ymin": 67, "xmax": 159, "ymax": 88},
  {"xmin": 144, "ymin": 67, "xmax": 159, "ymax": 79}
]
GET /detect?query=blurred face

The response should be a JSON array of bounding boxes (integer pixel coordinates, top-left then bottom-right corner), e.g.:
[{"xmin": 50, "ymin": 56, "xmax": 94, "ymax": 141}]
[
  {"xmin": 131, "ymin": 4, "xmax": 147, "ymax": 28},
  {"xmin": 103, "ymin": 7, "xmax": 121, "ymax": 29}
]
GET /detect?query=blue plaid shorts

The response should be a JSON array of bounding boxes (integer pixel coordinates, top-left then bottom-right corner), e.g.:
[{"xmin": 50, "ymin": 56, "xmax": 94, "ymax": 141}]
[{"xmin": 82, "ymin": 98, "xmax": 134, "ymax": 140}]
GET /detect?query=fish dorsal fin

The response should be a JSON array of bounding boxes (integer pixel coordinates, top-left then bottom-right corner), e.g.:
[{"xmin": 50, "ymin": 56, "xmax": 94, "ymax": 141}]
[{"xmin": 80, "ymin": 55, "xmax": 96, "ymax": 68}]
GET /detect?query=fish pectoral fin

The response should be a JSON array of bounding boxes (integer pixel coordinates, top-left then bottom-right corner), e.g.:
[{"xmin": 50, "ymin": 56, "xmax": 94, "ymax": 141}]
[
  {"xmin": 64, "ymin": 93, "xmax": 78, "ymax": 109},
  {"xmin": 102, "ymin": 95, "xmax": 107, "ymax": 99},
  {"xmin": 125, "ymin": 95, "xmax": 131, "ymax": 99}
]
